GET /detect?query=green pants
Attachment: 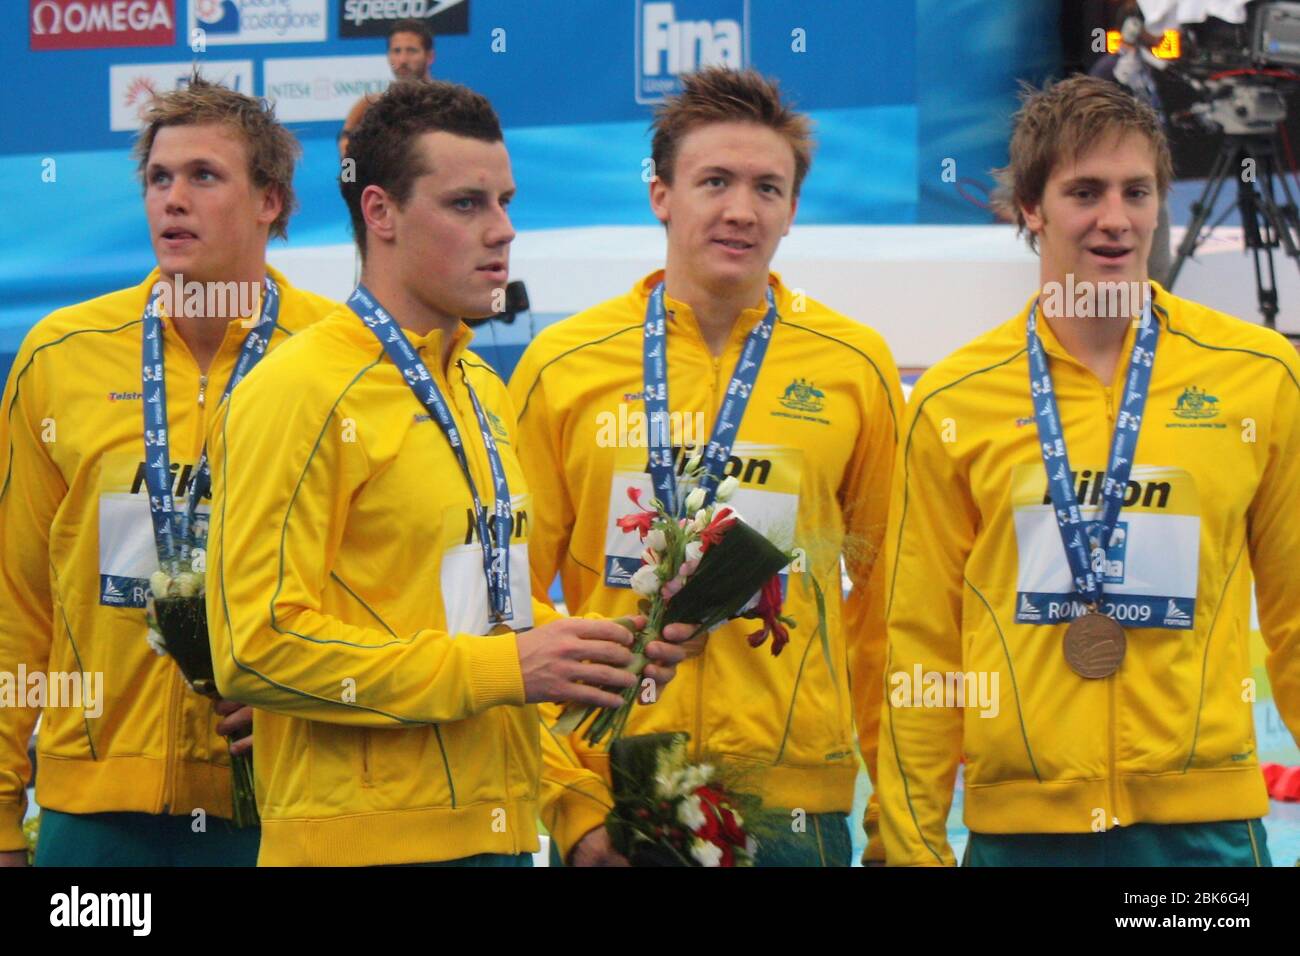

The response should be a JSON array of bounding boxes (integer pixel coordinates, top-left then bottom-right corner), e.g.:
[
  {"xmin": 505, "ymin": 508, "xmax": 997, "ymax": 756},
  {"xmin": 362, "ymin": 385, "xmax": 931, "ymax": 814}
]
[
  {"xmin": 402, "ymin": 853, "xmax": 533, "ymax": 867},
  {"xmin": 964, "ymin": 819, "xmax": 1271, "ymax": 867},
  {"xmin": 34, "ymin": 809, "xmax": 260, "ymax": 867},
  {"xmin": 549, "ymin": 812, "xmax": 852, "ymax": 867}
]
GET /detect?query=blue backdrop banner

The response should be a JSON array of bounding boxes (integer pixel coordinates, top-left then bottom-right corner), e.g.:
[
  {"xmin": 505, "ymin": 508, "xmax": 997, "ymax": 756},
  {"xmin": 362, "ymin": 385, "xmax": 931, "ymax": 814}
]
[{"xmin": 0, "ymin": 0, "xmax": 1060, "ymax": 358}]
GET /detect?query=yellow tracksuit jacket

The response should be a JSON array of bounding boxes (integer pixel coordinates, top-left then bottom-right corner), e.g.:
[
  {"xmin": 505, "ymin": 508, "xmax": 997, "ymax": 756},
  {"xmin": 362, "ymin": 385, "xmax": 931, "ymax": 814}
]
[
  {"xmin": 508, "ymin": 271, "xmax": 903, "ymax": 860},
  {"xmin": 207, "ymin": 306, "xmax": 559, "ymax": 866},
  {"xmin": 879, "ymin": 283, "xmax": 1300, "ymax": 865},
  {"xmin": 0, "ymin": 267, "xmax": 335, "ymax": 850}
]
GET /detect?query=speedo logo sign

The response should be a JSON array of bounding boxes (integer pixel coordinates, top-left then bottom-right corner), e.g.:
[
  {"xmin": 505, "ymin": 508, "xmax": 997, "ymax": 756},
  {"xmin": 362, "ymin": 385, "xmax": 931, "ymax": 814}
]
[
  {"xmin": 338, "ymin": 0, "xmax": 469, "ymax": 38},
  {"xmin": 635, "ymin": 0, "xmax": 748, "ymax": 103},
  {"xmin": 1041, "ymin": 469, "xmax": 1171, "ymax": 509}
]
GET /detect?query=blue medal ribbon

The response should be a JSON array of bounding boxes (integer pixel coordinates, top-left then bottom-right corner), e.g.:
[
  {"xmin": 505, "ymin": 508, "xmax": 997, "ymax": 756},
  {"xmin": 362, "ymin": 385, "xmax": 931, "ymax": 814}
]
[
  {"xmin": 348, "ymin": 285, "xmax": 514, "ymax": 623},
  {"xmin": 142, "ymin": 276, "xmax": 280, "ymax": 573},
  {"xmin": 1028, "ymin": 297, "xmax": 1158, "ymax": 611},
  {"xmin": 643, "ymin": 281, "xmax": 777, "ymax": 516}
]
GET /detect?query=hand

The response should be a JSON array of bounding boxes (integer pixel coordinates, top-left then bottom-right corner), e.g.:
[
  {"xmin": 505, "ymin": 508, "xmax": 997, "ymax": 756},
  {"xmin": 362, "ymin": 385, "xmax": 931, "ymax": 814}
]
[
  {"xmin": 517, "ymin": 617, "xmax": 641, "ymax": 707},
  {"xmin": 568, "ymin": 826, "xmax": 630, "ymax": 867},
  {"xmin": 0, "ymin": 850, "xmax": 28, "ymax": 867},
  {"xmin": 635, "ymin": 622, "xmax": 698, "ymax": 702},
  {"xmin": 670, "ymin": 622, "xmax": 710, "ymax": 661},
  {"xmin": 213, "ymin": 698, "xmax": 253, "ymax": 757}
]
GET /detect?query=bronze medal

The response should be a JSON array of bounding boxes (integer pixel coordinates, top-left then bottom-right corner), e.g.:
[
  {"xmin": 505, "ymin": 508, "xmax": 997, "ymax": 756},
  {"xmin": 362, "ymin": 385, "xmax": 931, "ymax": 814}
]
[{"xmin": 1063, "ymin": 612, "xmax": 1126, "ymax": 679}]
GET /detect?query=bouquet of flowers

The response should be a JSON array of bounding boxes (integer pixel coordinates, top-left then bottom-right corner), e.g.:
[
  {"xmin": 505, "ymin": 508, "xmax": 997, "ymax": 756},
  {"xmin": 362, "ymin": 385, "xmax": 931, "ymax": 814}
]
[
  {"xmin": 144, "ymin": 519, "xmax": 258, "ymax": 827},
  {"xmin": 604, "ymin": 733, "xmax": 777, "ymax": 866},
  {"xmin": 554, "ymin": 451, "xmax": 800, "ymax": 746}
]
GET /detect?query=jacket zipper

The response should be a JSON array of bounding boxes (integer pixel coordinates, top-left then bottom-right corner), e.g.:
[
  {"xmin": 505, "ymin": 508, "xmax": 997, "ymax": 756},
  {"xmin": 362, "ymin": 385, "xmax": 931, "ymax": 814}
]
[
  {"xmin": 501, "ymin": 711, "xmax": 516, "ymax": 853},
  {"xmin": 692, "ymin": 353, "xmax": 723, "ymax": 761},
  {"xmin": 160, "ymin": 667, "xmax": 182, "ymax": 813},
  {"xmin": 1108, "ymin": 672, "xmax": 1119, "ymax": 828},
  {"xmin": 449, "ymin": 354, "xmax": 517, "ymax": 850},
  {"xmin": 163, "ymin": 356, "xmax": 212, "ymax": 813},
  {"xmin": 1103, "ymin": 383, "xmax": 1119, "ymax": 826}
]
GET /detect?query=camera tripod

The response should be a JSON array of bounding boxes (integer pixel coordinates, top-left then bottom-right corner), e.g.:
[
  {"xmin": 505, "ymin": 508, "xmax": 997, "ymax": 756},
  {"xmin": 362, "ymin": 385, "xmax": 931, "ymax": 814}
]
[{"xmin": 1166, "ymin": 132, "xmax": 1300, "ymax": 335}]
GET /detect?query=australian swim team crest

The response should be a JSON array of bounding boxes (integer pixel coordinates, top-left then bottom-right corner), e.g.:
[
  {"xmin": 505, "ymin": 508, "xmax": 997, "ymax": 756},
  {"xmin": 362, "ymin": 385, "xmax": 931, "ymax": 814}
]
[
  {"xmin": 485, "ymin": 407, "xmax": 511, "ymax": 443},
  {"xmin": 772, "ymin": 377, "xmax": 830, "ymax": 425},
  {"xmin": 779, "ymin": 378, "xmax": 824, "ymax": 412},
  {"xmin": 1173, "ymin": 386, "xmax": 1219, "ymax": 419},
  {"xmin": 1166, "ymin": 385, "xmax": 1226, "ymax": 430}
]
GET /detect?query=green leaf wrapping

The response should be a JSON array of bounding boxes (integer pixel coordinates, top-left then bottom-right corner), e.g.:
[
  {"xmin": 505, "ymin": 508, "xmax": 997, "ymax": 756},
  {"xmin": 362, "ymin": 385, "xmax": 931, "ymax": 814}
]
[
  {"xmin": 153, "ymin": 594, "xmax": 259, "ymax": 827},
  {"xmin": 606, "ymin": 732, "xmax": 692, "ymax": 866},
  {"xmin": 153, "ymin": 596, "xmax": 218, "ymax": 697},
  {"xmin": 662, "ymin": 520, "xmax": 791, "ymax": 628}
]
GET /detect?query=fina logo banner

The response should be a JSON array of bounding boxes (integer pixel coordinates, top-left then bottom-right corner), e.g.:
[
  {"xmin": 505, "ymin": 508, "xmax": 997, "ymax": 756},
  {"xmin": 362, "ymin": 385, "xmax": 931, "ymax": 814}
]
[
  {"xmin": 339, "ymin": 0, "xmax": 470, "ymax": 39},
  {"xmin": 190, "ymin": 0, "xmax": 326, "ymax": 46},
  {"xmin": 263, "ymin": 55, "xmax": 392, "ymax": 122},
  {"xmin": 109, "ymin": 61, "xmax": 253, "ymax": 131},
  {"xmin": 635, "ymin": 0, "xmax": 749, "ymax": 103},
  {"xmin": 30, "ymin": 0, "xmax": 176, "ymax": 51}
]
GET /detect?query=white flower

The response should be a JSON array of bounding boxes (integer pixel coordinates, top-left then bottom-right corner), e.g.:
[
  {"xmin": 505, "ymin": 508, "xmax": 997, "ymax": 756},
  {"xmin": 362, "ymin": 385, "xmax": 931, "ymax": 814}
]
[
  {"xmin": 677, "ymin": 793, "xmax": 707, "ymax": 830},
  {"xmin": 646, "ymin": 529, "xmax": 667, "ymax": 553},
  {"xmin": 653, "ymin": 772, "xmax": 676, "ymax": 799},
  {"xmin": 145, "ymin": 628, "xmax": 167, "ymax": 656},
  {"xmin": 630, "ymin": 564, "xmax": 661, "ymax": 598},
  {"xmin": 680, "ymin": 763, "xmax": 712, "ymax": 792},
  {"xmin": 691, "ymin": 838, "xmax": 723, "ymax": 867},
  {"xmin": 686, "ymin": 447, "xmax": 704, "ymax": 472},
  {"xmin": 688, "ymin": 509, "xmax": 710, "ymax": 535},
  {"xmin": 658, "ymin": 769, "xmax": 688, "ymax": 798},
  {"xmin": 176, "ymin": 571, "xmax": 203, "ymax": 598},
  {"xmin": 149, "ymin": 571, "xmax": 172, "ymax": 600},
  {"xmin": 715, "ymin": 475, "xmax": 740, "ymax": 502},
  {"xmin": 684, "ymin": 487, "xmax": 706, "ymax": 514},
  {"xmin": 655, "ymin": 768, "xmax": 696, "ymax": 800},
  {"xmin": 654, "ymin": 739, "xmax": 689, "ymax": 796},
  {"xmin": 684, "ymin": 541, "xmax": 703, "ymax": 564}
]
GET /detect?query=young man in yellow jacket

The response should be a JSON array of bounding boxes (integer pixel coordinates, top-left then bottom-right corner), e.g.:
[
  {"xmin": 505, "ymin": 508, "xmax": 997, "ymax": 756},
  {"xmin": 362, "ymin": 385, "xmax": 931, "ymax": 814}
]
[
  {"xmin": 206, "ymin": 80, "xmax": 690, "ymax": 866},
  {"xmin": 509, "ymin": 67, "xmax": 903, "ymax": 866},
  {"xmin": 0, "ymin": 79, "xmax": 338, "ymax": 866},
  {"xmin": 879, "ymin": 75, "xmax": 1300, "ymax": 866}
]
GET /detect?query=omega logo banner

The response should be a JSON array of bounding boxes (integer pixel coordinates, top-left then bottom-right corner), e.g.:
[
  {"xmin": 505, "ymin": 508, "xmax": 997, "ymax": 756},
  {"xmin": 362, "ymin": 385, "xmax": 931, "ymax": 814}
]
[{"xmin": 30, "ymin": 0, "xmax": 176, "ymax": 51}]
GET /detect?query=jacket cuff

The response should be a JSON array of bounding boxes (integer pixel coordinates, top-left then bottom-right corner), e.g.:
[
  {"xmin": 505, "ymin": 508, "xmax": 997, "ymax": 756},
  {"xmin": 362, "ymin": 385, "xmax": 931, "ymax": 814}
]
[
  {"xmin": 466, "ymin": 632, "xmax": 526, "ymax": 712},
  {"xmin": 549, "ymin": 776, "xmax": 615, "ymax": 864}
]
